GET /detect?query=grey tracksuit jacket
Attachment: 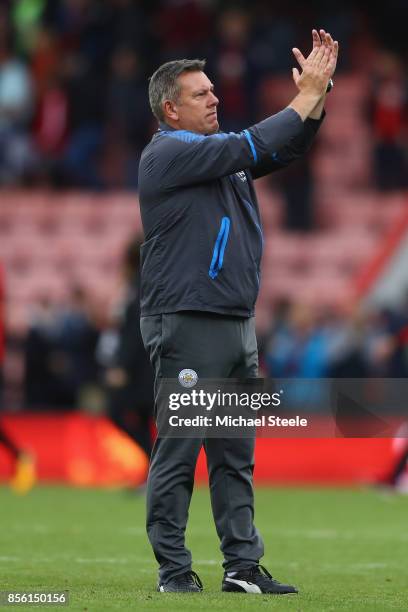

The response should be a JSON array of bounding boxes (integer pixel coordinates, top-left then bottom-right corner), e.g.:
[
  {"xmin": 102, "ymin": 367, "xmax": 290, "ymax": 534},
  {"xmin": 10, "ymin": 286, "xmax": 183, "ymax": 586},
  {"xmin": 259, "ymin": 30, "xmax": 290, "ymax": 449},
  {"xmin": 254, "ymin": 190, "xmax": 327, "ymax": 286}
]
[{"xmin": 138, "ymin": 107, "xmax": 324, "ymax": 317}]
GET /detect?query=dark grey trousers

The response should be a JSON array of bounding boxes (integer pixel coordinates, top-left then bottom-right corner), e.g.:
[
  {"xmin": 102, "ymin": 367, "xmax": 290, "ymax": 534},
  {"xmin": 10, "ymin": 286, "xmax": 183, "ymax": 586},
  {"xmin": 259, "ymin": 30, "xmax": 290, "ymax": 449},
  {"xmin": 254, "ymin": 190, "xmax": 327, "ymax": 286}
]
[{"xmin": 140, "ymin": 311, "xmax": 264, "ymax": 583}]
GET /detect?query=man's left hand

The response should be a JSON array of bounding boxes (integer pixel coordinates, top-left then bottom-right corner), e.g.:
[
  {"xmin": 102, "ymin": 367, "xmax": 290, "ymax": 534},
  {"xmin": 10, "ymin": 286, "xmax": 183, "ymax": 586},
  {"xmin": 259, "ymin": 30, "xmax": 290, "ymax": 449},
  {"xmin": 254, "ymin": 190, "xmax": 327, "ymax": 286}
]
[{"xmin": 292, "ymin": 29, "xmax": 338, "ymax": 89}]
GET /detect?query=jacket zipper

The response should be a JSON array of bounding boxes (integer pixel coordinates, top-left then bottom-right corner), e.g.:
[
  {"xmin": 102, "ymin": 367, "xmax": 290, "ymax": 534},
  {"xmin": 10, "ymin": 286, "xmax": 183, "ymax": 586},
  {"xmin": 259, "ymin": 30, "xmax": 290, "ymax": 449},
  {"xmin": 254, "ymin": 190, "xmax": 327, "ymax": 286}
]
[{"xmin": 209, "ymin": 217, "xmax": 231, "ymax": 279}]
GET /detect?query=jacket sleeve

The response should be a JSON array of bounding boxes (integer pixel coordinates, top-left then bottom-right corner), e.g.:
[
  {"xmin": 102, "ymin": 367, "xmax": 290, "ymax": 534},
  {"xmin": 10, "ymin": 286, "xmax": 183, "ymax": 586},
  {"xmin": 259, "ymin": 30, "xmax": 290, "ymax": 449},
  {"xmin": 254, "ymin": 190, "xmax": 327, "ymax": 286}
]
[
  {"xmin": 249, "ymin": 112, "xmax": 325, "ymax": 180},
  {"xmin": 150, "ymin": 108, "xmax": 303, "ymax": 189}
]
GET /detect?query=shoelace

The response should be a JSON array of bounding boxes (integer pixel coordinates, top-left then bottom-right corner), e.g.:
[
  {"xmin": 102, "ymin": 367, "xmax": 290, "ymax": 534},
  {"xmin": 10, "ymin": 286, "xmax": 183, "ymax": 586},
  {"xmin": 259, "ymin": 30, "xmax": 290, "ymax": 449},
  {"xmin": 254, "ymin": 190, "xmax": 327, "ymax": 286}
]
[
  {"xmin": 174, "ymin": 570, "xmax": 203, "ymax": 589},
  {"xmin": 246, "ymin": 564, "xmax": 278, "ymax": 586}
]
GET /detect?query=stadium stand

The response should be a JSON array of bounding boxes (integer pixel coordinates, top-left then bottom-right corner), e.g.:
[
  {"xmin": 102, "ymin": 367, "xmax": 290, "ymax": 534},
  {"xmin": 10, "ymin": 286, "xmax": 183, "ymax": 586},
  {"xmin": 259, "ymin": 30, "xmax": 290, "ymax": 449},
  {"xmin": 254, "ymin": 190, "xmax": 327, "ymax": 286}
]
[{"xmin": 0, "ymin": 1, "xmax": 407, "ymax": 409}]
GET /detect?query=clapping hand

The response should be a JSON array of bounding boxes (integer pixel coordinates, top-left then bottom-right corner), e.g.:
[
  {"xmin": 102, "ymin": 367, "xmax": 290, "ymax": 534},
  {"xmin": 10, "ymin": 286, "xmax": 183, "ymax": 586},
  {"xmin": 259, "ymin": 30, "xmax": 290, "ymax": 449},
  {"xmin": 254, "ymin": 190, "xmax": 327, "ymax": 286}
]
[{"xmin": 292, "ymin": 29, "xmax": 339, "ymax": 92}]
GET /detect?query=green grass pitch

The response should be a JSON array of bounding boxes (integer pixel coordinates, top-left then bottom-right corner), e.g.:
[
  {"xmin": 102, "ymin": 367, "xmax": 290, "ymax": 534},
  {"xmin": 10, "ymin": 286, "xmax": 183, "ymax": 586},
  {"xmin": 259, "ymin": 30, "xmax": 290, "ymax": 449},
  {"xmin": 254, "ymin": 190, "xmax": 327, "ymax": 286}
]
[{"xmin": 0, "ymin": 484, "xmax": 407, "ymax": 611}]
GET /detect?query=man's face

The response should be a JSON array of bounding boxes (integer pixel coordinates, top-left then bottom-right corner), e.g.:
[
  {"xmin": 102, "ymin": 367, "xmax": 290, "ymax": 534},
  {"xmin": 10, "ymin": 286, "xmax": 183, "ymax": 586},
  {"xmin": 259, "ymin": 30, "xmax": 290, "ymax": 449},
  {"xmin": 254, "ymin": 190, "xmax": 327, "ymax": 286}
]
[{"xmin": 164, "ymin": 71, "xmax": 219, "ymax": 135}]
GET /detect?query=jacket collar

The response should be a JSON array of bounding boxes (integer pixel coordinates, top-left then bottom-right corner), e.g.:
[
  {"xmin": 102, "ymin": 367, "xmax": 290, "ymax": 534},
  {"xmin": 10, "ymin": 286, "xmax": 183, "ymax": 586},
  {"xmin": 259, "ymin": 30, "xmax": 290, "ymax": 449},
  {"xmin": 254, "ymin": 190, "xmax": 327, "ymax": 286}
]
[
  {"xmin": 158, "ymin": 121, "xmax": 217, "ymax": 137},
  {"xmin": 158, "ymin": 121, "xmax": 176, "ymax": 132}
]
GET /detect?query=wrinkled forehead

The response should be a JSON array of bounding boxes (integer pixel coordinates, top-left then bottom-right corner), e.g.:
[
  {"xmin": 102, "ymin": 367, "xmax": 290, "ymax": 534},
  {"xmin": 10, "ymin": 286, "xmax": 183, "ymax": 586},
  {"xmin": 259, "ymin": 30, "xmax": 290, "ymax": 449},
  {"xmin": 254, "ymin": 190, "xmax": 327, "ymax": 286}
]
[{"xmin": 177, "ymin": 70, "xmax": 213, "ymax": 96}]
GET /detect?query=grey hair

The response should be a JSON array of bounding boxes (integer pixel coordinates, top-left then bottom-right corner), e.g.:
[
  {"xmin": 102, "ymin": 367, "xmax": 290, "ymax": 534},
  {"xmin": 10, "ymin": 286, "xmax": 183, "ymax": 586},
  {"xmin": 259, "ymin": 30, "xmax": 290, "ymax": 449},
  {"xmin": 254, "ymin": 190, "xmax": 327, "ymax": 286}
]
[{"xmin": 148, "ymin": 59, "xmax": 206, "ymax": 121}]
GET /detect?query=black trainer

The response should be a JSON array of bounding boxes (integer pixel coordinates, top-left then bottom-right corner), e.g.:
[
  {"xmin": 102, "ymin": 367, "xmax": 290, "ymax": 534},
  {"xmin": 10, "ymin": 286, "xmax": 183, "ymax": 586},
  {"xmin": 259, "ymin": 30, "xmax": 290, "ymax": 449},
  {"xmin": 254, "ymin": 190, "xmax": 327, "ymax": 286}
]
[
  {"xmin": 222, "ymin": 564, "xmax": 298, "ymax": 594},
  {"xmin": 158, "ymin": 570, "xmax": 203, "ymax": 593}
]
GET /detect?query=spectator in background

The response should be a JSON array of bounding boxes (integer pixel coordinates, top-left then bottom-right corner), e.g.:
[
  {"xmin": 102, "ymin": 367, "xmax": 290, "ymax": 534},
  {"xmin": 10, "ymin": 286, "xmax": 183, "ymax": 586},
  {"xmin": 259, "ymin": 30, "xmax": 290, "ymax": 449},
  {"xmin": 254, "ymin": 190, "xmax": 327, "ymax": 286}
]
[
  {"xmin": 104, "ymin": 46, "xmax": 152, "ymax": 189},
  {"xmin": 259, "ymin": 298, "xmax": 292, "ymax": 375},
  {"xmin": 24, "ymin": 287, "xmax": 100, "ymax": 409},
  {"xmin": 208, "ymin": 8, "xmax": 253, "ymax": 132},
  {"xmin": 56, "ymin": 284, "xmax": 100, "ymax": 403},
  {"xmin": 54, "ymin": 0, "xmax": 115, "ymax": 69},
  {"xmin": 363, "ymin": 299, "xmax": 408, "ymax": 378},
  {"xmin": 325, "ymin": 303, "xmax": 369, "ymax": 377},
  {"xmin": 111, "ymin": 0, "xmax": 153, "ymax": 59},
  {"xmin": 0, "ymin": 12, "xmax": 35, "ymax": 184},
  {"xmin": 274, "ymin": 151, "xmax": 315, "ymax": 231},
  {"xmin": 58, "ymin": 51, "xmax": 106, "ymax": 188},
  {"xmin": 155, "ymin": 0, "xmax": 212, "ymax": 62},
  {"xmin": 31, "ymin": 70, "xmax": 69, "ymax": 185},
  {"xmin": 317, "ymin": 2, "xmax": 355, "ymax": 71},
  {"xmin": 249, "ymin": 4, "xmax": 297, "ymax": 78},
  {"xmin": 104, "ymin": 237, "xmax": 154, "ymax": 460},
  {"xmin": 24, "ymin": 295, "xmax": 71, "ymax": 408},
  {"xmin": 264, "ymin": 304, "xmax": 329, "ymax": 378},
  {"xmin": 10, "ymin": 0, "xmax": 46, "ymax": 57},
  {"xmin": 31, "ymin": 27, "xmax": 69, "ymax": 185},
  {"xmin": 368, "ymin": 51, "xmax": 408, "ymax": 191}
]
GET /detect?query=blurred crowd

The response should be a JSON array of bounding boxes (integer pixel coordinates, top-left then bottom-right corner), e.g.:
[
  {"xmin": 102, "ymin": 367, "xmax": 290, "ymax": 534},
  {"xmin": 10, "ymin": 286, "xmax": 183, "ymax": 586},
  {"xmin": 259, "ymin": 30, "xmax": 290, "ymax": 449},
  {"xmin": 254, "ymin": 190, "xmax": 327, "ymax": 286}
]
[
  {"xmin": 0, "ymin": 0, "xmax": 407, "ymax": 418},
  {"xmin": 1, "ymin": 232, "xmax": 407, "ymax": 457},
  {"xmin": 21, "ymin": 237, "xmax": 154, "ymax": 455},
  {"xmin": 19, "ymin": 272, "xmax": 408, "ymax": 415},
  {"xmin": 260, "ymin": 297, "xmax": 408, "ymax": 379},
  {"xmin": 0, "ymin": 0, "xmax": 407, "ymax": 191}
]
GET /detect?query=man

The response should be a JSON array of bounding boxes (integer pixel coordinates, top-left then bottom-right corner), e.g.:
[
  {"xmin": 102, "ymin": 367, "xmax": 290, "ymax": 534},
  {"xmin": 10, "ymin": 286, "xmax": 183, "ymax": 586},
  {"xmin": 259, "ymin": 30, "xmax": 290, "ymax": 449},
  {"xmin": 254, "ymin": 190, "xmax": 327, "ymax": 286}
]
[{"xmin": 138, "ymin": 29, "xmax": 338, "ymax": 594}]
